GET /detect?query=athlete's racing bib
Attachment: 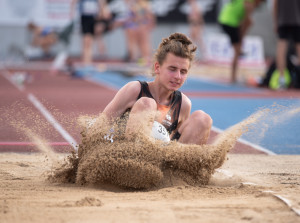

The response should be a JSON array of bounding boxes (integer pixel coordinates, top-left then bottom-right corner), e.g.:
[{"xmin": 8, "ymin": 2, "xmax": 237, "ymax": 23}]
[{"xmin": 151, "ymin": 121, "xmax": 170, "ymax": 143}]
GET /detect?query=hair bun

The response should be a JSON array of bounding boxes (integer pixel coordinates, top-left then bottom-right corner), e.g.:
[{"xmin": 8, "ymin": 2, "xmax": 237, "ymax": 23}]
[{"xmin": 169, "ymin": 33, "xmax": 192, "ymax": 45}]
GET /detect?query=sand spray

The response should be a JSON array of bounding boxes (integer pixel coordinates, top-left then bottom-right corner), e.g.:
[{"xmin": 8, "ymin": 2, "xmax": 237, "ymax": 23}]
[
  {"xmin": 2, "ymin": 101, "xmax": 300, "ymax": 189},
  {"xmin": 1, "ymin": 101, "xmax": 77, "ymax": 165},
  {"xmin": 49, "ymin": 106, "xmax": 279, "ymax": 189},
  {"xmin": 240, "ymin": 103, "xmax": 300, "ymax": 146}
]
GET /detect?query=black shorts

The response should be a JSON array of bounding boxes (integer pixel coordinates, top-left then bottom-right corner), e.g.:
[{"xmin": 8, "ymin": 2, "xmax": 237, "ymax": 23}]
[
  {"xmin": 95, "ymin": 18, "xmax": 113, "ymax": 34},
  {"xmin": 171, "ymin": 130, "xmax": 181, "ymax": 141},
  {"xmin": 221, "ymin": 24, "xmax": 241, "ymax": 44},
  {"xmin": 81, "ymin": 15, "xmax": 95, "ymax": 35},
  {"xmin": 278, "ymin": 25, "xmax": 300, "ymax": 43}
]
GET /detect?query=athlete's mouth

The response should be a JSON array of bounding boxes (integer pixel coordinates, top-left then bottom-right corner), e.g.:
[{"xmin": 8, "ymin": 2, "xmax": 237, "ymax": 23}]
[{"xmin": 170, "ymin": 81, "xmax": 180, "ymax": 86}]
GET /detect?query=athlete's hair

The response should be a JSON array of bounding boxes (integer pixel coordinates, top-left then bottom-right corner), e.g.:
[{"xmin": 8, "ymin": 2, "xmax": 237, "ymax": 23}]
[{"xmin": 152, "ymin": 33, "xmax": 197, "ymax": 75}]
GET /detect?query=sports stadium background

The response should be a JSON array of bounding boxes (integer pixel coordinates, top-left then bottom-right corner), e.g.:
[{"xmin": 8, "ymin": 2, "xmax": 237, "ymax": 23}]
[{"xmin": 0, "ymin": 0, "xmax": 275, "ymax": 61}]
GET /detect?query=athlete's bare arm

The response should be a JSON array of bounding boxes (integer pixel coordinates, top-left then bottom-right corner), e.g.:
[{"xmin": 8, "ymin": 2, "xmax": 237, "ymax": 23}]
[
  {"xmin": 176, "ymin": 93, "xmax": 192, "ymax": 131},
  {"xmin": 103, "ymin": 81, "xmax": 141, "ymax": 119}
]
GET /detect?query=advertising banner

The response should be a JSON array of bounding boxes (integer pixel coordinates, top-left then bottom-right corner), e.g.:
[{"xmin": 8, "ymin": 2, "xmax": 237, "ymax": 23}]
[
  {"xmin": 205, "ymin": 33, "xmax": 265, "ymax": 68},
  {"xmin": 0, "ymin": 0, "xmax": 72, "ymax": 27}
]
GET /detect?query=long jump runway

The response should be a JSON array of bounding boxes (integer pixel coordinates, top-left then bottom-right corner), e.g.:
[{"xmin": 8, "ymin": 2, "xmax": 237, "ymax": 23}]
[{"xmin": 1, "ymin": 62, "xmax": 300, "ymax": 155}]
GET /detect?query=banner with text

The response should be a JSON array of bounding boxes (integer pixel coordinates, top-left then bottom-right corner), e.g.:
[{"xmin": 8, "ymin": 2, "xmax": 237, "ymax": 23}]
[
  {"xmin": 0, "ymin": 0, "xmax": 72, "ymax": 27},
  {"xmin": 205, "ymin": 34, "xmax": 265, "ymax": 68}
]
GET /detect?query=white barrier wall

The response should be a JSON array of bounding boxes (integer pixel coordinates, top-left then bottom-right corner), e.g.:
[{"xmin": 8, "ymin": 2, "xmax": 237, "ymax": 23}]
[
  {"xmin": 205, "ymin": 34, "xmax": 265, "ymax": 68},
  {"xmin": 0, "ymin": 0, "xmax": 72, "ymax": 27}
]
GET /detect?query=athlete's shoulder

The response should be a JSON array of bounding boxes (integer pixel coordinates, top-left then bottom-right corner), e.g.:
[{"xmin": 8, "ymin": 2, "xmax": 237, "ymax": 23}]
[
  {"xmin": 177, "ymin": 92, "xmax": 191, "ymax": 124},
  {"xmin": 181, "ymin": 93, "xmax": 192, "ymax": 111},
  {"xmin": 181, "ymin": 92, "xmax": 191, "ymax": 103},
  {"xmin": 120, "ymin": 81, "xmax": 142, "ymax": 97}
]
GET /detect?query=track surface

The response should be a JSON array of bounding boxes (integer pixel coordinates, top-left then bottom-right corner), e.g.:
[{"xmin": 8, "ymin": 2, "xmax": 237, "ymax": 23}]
[{"xmin": 1, "ymin": 62, "xmax": 300, "ymax": 154}]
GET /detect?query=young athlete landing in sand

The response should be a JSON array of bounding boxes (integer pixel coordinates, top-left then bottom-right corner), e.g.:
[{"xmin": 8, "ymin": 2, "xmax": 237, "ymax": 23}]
[
  {"xmin": 103, "ymin": 33, "xmax": 212, "ymax": 145},
  {"xmin": 54, "ymin": 34, "xmax": 259, "ymax": 189}
]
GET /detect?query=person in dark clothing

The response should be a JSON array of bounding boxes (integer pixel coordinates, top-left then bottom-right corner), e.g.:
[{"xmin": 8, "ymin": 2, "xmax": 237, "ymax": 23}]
[
  {"xmin": 271, "ymin": 0, "xmax": 300, "ymax": 89},
  {"xmin": 71, "ymin": 0, "xmax": 110, "ymax": 65},
  {"xmin": 218, "ymin": 0, "xmax": 265, "ymax": 83}
]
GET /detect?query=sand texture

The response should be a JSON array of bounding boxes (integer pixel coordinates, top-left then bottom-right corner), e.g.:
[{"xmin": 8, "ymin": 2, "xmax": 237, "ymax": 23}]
[{"xmin": 1, "ymin": 153, "xmax": 300, "ymax": 223}]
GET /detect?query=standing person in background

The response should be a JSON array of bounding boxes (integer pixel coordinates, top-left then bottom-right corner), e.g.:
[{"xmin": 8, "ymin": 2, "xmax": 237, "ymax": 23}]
[
  {"xmin": 218, "ymin": 0, "xmax": 265, "ymax": 84},
  {"xmin": 271, "ymin": 0, "xmax": 300, "ymax": 90},
  {"xmin": 27, "ymin": 22, "xmax": 57, "ymax": 57},
  {"xmin": 187, "ymin": 0, "xmax": 206, "ymax": 61},
  {"xmin": 71, "ymin": 0, "xmax": 109, "ymax": 65},
  {"xmin": 135, "ymin": 0, "xmax": 156, "ymax": 65},
  {"xmin": 122, "ymin": 0, "xmax": 139, "ymax": 62},
  {"xmin": 122, "ymin": 0, "xmax": 155, "ymax": 64}
]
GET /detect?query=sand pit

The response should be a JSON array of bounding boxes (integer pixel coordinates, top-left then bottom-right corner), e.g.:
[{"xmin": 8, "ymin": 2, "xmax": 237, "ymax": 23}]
[
  {"xmin": 1, "ymin": 105, "xmax": 300, "ymax": 222},
  {"xmin": 1, "ymin": 153, "xmax": 300, "ymax": 223},
  {"xmin": 48, "ymin": 108, "xmax": 259, "ymax": 190}
]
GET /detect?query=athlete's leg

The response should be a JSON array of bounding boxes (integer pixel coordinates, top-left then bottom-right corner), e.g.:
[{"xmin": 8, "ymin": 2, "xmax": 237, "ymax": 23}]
[
  {"xmin": 82, "ymin": 33, "xmax": 93, "ymax": 65},
  {"xmin": 177, "ymin": 110, "xmax": 212, "ymax": 145},
  {"xmin": 125, "ymin": 28, "xmax": 138, "ymax": 62},
  {"xmin": 125, "ymin": 97, "xmax": 157, "ymax": 138},
  {"xmin": 276, "ymin": 39, "xmax": 288, "ymax": 77},
  {"xmin": 231, "ymin": 42, "xmax": 242, "ymax": 83},
  {"xmin": 296, "ymin": 42, "xmax": 300, "ymax": 65},
  {"xmin": 138, "ymin": 24, "xmax": 151, "ymax": 64}
]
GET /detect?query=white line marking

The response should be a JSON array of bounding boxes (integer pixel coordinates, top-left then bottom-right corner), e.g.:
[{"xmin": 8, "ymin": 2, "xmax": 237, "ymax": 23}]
[
  {"xmin": 1, "ymin": 67, "xmax": 78, "ymax": 151},
  {"xmin": 27, "ymin": 93, "xmax": 78, "ymax": 151},
  {"xmin": 1, "ymin": 70, "xmax": 25, "ymax": 92},
  {"xmin": 211, "ymin": 126, "xmax": 276, "ymax": 155},
  {"xmin": 263, "ymin": 190, "xmax": 300, "ymax": 216},
  {"xmin": 216, "ymin": 170, "xmax": 300, "ymax": 217},
  {"xmin": 241, "ymin": 182, "xmax": 258, "ymax": 186}
]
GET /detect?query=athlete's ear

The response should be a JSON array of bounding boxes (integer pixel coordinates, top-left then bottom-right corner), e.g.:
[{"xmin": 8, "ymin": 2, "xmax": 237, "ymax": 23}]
[{"xmin": 154, "ymin": 62, "xmax": 160, "ymax": 75}]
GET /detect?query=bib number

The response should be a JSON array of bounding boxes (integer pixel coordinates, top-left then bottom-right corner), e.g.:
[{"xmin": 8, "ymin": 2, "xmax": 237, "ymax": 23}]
[{"xmin": 151, "ymin": 121, "xmax": 170, "ymax": 143}]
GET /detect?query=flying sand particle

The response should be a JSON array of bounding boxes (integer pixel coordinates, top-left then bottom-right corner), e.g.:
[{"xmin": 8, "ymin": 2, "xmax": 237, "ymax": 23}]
[{"xmin": 49, "ymin": 108, "xmax": 269, "ymax": 190}]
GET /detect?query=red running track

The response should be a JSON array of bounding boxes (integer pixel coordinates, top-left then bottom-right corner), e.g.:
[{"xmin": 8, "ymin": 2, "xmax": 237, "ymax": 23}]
[{"xmin": 0, "ymin": 64, "xmax": 266, "ymax": 154}]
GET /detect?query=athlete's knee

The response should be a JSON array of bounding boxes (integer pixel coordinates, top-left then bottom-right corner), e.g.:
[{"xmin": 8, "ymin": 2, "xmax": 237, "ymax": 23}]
[
  {"xmin": 190, "ymin": 110, "xmax": 212, "ymax": 130},
  {"xmin": 134, "ymin": 97, "xmax": 157, "ymax": 111}
]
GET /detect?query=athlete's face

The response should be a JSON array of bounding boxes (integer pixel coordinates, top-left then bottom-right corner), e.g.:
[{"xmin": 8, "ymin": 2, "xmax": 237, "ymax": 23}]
[{"xmin": 155, "ymin": 53, "xmax": 190, "ymax": 91}]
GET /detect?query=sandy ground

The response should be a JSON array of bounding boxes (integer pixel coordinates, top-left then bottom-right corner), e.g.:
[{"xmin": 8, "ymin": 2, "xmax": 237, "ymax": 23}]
[{"xmin": 1, "ymin": 152, "xmax": 299, "ymax": 223}]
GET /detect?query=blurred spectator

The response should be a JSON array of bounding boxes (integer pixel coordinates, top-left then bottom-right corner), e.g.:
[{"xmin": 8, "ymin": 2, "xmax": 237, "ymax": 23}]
[
  {"xmin": 271, "ymin": 0, "xmax": 300, "ymax": 89},
  {"xmin": 27, "ymin": 22, "xmax": 74, "ymax": 58},
  {"xmin": 27, "ymin": 22, "xmax": 57, "ymax": 57},
  {"xmin": 122, "ymin": 0, "xmax": 155, "ymax": 64},
  {"xmin": 71, "ymin": 0, "xmax": 110, "ymax": 65},
  {"xmin": 136, "ymin": 0, "xmax": 156, "ymax": 65},
  {"xmin": 122, "ymin": 0, "xmax": 139, "ymax": 62},
  {"xmin": 218, "ymin": 0, "xmax": 265, "ymax": 83},
  {"xmin": 187, "ymin": 0, "xmax": 206, "ymax": 60}
]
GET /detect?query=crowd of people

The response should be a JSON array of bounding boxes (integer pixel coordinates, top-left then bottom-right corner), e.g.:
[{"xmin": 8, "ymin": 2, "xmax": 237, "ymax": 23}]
[
  {"xmin": 26, "ymin": 0, "xmax": 300, "ymax": 90},
  {"xmin": 27, "ymin": 0, "xmax": 157, "ymax": 66},
  {"xmin": 218, "ymin": 0, "xmax": 300, "ymax": 89}
]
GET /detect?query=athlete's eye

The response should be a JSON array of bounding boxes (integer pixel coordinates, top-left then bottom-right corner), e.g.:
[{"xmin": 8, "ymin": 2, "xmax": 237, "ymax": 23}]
[
  {"xmin": 180, "ymin": 70, "xmax": 188, "ymax": 75},
  {"xmin": 169, "ymin": 66, "xmax": 176, "ymax": 71}
]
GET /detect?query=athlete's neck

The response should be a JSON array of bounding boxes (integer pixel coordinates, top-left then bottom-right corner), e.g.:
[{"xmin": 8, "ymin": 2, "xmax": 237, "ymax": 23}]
[{"xmin": 148, "ymin": 81, "xmax": 173, "ymax": 106}]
